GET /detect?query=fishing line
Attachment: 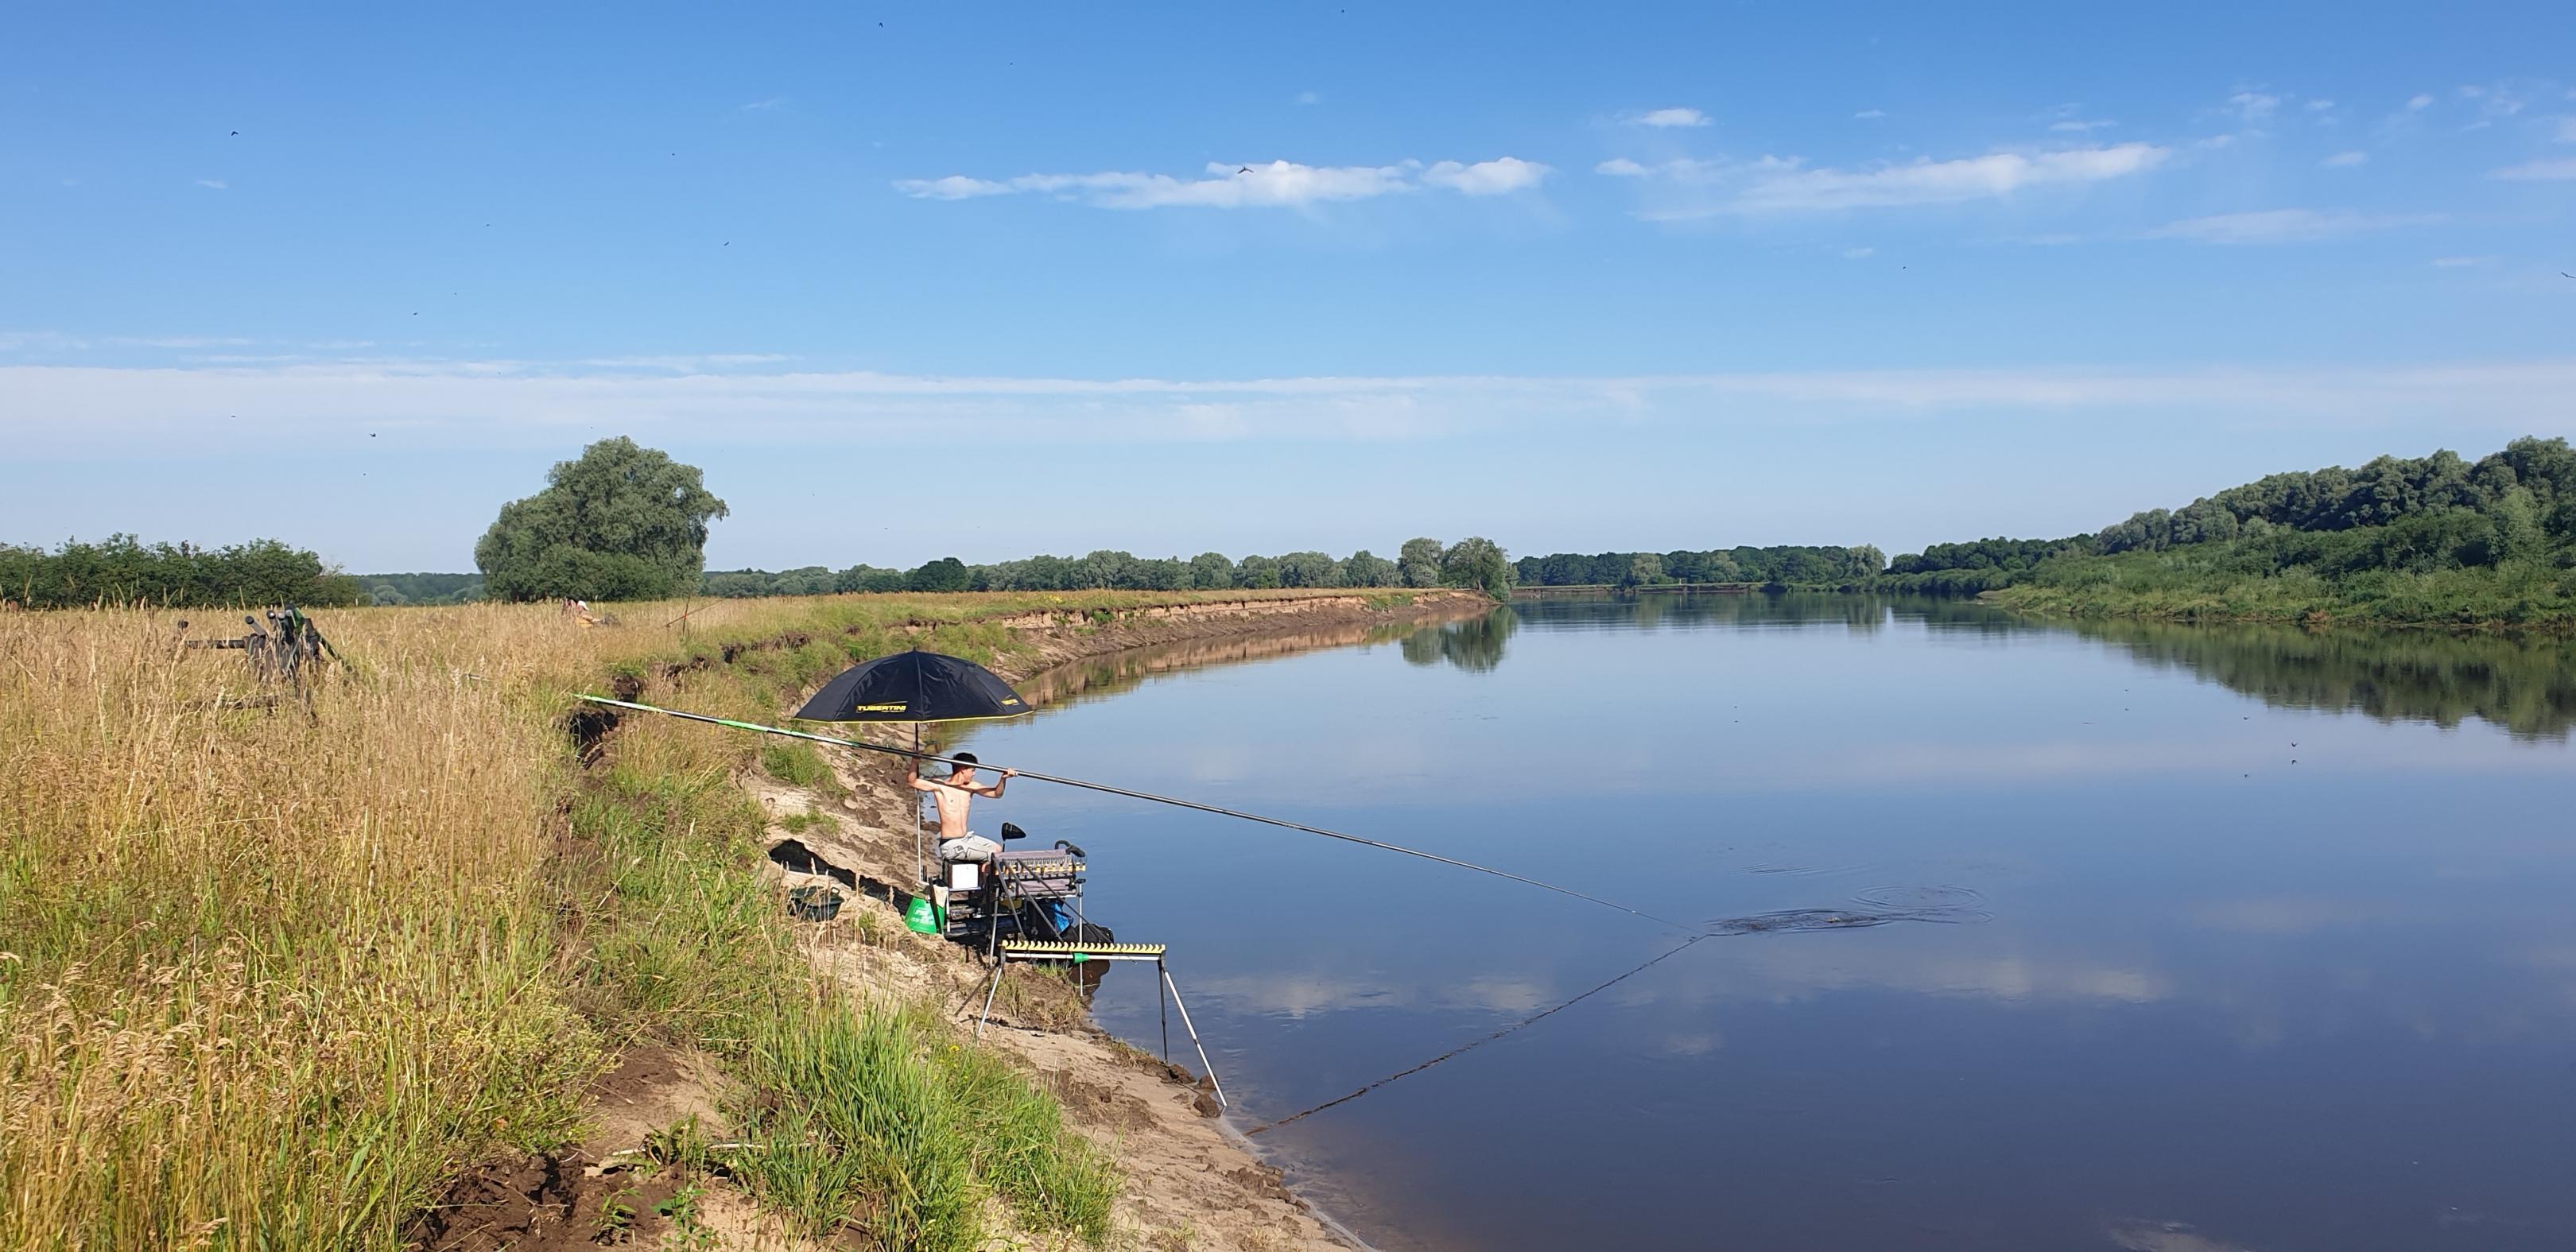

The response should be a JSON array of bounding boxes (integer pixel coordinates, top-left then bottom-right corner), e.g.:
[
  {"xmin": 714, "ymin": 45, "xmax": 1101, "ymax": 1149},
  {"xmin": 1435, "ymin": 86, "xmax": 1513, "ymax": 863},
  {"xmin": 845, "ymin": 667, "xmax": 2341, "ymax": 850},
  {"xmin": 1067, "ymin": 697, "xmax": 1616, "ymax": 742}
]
[
  {"xmin": 575, "ymin": 694, "xmax": 1693, "ymax": 932},
  {"xmin": 1241, "ymin": 896, "xmax": 1989, "ymax": 1135},
  {"xmin": 1243, "ymin": 932, "xmax": 1713, "ymax": 1137}
]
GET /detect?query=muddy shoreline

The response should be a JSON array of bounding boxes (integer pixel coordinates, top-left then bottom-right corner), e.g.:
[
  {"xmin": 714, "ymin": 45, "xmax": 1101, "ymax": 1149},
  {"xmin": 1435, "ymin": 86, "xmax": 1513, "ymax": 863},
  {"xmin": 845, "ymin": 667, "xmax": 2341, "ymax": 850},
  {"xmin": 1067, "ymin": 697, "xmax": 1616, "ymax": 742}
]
[{"xmin": 753, "ymin": 589, "xmax": 1491, "ymax": 1250}]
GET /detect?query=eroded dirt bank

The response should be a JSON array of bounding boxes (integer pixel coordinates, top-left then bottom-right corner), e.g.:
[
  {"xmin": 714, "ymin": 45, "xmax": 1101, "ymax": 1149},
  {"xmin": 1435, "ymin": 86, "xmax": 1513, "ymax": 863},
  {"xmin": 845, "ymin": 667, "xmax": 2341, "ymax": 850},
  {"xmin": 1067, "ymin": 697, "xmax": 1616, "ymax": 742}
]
[{"xmin": 727, "ymin": 591, "xmax": 1485, "ymax": 1250}]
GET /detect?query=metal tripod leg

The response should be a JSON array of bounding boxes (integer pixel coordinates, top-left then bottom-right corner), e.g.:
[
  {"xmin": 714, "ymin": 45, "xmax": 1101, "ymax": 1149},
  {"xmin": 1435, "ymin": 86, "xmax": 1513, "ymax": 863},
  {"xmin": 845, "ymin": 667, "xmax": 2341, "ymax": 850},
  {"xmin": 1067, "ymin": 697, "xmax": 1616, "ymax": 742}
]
[
  {"xmin": 975, "ymin": 960, "xmax": 1006, "ymax": 1040},
  {"xmin": 1160, "ymin": 959, "xmax": 1226, "ymax": 1111}
]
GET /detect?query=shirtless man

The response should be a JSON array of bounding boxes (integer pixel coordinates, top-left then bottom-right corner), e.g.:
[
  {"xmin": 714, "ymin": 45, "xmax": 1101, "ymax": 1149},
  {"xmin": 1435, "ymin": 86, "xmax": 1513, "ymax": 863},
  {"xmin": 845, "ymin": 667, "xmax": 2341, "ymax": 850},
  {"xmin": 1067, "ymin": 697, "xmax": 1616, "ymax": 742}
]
[{"xmin": 910, "ymin": 753, "xmax": 1016, "ymax": 892}]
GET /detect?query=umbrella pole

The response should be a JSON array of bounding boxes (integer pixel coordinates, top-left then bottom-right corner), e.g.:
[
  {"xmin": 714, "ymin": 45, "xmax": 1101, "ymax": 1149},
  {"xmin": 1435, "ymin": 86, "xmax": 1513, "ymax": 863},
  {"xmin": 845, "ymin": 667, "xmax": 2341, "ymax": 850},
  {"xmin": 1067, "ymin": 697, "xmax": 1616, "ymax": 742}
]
[{"xmin": 914, "ymin": 723, "xmax": 927, "ymax": 892}]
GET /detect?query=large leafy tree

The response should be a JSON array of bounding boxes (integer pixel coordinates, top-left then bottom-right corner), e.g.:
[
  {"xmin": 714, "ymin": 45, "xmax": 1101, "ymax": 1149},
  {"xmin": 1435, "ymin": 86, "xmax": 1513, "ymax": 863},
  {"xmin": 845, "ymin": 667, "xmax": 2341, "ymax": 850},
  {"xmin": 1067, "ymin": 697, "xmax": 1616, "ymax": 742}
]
[
  {"xmin": 1398, "ymin": 537, "xmax": 1445, "ymax": 587},
  {"xmin": 1341, "ymin": 549, "xmax": 1399, "ymax": 587},
  {"xmin": 1440, "ymin": 537, "xmax": 1517, "ymax": 599},
  {"xmin": 475, "ymin": 437, "xmax": 727, "ymax": 603}
]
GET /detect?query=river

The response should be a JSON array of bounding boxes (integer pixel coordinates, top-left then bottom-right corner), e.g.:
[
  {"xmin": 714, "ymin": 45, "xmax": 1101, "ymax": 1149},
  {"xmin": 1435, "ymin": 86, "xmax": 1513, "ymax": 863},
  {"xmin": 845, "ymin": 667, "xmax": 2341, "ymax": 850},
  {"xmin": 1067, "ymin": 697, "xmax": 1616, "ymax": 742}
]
[{"xmin": 958, "ymin": 594, "xmax": 2576, "ymax": 1251}]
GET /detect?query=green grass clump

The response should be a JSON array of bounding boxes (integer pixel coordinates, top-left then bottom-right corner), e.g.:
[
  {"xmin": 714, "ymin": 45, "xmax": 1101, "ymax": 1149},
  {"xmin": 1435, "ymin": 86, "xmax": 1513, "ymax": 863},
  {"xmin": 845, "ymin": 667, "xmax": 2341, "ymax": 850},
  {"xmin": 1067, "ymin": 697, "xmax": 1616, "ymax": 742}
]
[{"xmin": 736, "ymin": 995, "xmax": 1114, "ymax": 1250}]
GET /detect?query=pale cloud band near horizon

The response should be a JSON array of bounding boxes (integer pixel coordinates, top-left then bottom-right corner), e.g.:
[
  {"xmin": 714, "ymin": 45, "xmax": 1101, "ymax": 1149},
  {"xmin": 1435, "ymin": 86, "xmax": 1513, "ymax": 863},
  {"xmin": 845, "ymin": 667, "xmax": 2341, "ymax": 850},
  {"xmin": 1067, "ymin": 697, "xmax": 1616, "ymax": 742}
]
[
  {"xmin": 6, "ymin": 355, "xmax": 2571, "ymax": 458},
  {"xmin": 895, "ymin": 157, "xmax": 1550, "ymax": 208}
]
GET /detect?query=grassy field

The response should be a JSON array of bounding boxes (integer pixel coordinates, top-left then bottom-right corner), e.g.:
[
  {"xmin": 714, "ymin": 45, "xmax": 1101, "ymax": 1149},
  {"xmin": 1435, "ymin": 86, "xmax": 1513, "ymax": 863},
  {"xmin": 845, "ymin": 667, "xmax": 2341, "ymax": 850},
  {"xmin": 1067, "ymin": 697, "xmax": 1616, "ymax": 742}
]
[{"xmin": 0, "ymin": 588, "xmax": 1373, "ymax": 1250}]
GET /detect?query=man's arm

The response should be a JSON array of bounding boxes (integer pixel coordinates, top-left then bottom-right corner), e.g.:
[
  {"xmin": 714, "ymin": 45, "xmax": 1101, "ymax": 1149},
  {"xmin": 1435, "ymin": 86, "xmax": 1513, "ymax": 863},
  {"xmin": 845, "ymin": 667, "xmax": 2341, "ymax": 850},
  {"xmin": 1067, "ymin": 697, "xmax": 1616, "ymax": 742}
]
[
  {"xmin": 906, "ymin": 760, "xmax": 934, "ymax": 793},
  {"xmin": 975, "ymin": 768, "xmax": 1016, "ymax": 799}
]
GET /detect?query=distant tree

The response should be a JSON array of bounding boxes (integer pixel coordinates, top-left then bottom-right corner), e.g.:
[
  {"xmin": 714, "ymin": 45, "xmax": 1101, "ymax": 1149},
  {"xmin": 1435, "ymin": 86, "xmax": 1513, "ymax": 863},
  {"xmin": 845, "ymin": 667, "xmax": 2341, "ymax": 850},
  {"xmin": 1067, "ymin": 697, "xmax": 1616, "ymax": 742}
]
[
  {"xmin": 1235, "ymin": 554, "xmax": 1283, "ymax": 589},
  {"xmin": 1622, "ymin": 552, "xmax": 1663, "ymax": 587},
  {"xmin": 1189, "ymin": 552, "xmax": 1235, "ymax": 590},
  {"xmin": 1133, "ymin": 556, "xmax": 1190, "ymax": 590},
  {"xmin": 2491, "ymin": 486, "xmax": 2544, "ymax": 561},
  {"xmin": 1399, "ymin": 537, "xmax": 1445, "ymax": 587},
  {"xmin": 1341, "ymin": 549, "xmax": 1399, "ymax": 587},
  {"xmin": 702, "ymin": 570, "xmax": 771, "ymax": 598},
  {"xmin": 1845, "ymin": 545, "xmax": 1887, "ymax": 579},
  {"xmin": 1277, "ymin": 551, "xmax": 1342, "ymax": 587},
  {"xmin": 908, "ymin": 556, "xmax": 971, "ymax": 593},
  {"xmin": 1439, "ymin": 537, "xmax": 1516, "ymax": 599},
  {"xmin": 770, "ymin": 565, "xmax": 835, "ymax": 595},
  {"xmin": 475, "ymin": 436, "xmax": 727, "ymax": 602}
]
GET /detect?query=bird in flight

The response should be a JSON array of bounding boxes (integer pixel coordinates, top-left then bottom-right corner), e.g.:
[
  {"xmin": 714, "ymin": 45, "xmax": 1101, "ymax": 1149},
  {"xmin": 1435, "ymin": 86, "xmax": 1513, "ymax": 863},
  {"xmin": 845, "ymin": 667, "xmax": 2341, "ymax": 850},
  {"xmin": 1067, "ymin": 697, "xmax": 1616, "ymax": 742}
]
[{"xmin": 1237, "ymin": 166, "xmax": 1253, "ymax": 174}]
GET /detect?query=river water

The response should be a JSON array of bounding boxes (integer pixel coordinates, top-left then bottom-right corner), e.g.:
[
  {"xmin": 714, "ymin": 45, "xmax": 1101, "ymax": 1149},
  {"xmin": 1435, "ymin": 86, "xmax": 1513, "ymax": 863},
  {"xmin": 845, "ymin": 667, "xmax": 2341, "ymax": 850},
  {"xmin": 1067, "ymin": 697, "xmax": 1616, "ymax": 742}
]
[{"xmin": 958, "ymin": 595, "xmax": 2576, "ymax": 1251}]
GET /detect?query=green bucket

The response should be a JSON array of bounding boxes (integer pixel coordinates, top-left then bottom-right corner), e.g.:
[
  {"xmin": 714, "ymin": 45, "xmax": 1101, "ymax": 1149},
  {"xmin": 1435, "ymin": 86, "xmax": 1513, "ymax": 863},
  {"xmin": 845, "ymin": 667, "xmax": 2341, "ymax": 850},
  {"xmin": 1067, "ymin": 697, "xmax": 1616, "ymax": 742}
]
[{"xmin": 902, "ymin": 895, "xmax": 941, "ymax": 935}]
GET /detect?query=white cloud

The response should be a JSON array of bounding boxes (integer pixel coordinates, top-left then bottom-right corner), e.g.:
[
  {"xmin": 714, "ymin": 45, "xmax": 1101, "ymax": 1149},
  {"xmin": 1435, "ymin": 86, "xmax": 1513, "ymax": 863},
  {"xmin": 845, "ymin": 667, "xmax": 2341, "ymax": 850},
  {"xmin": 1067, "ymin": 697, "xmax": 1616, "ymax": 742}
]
[
  {"xmin": 2556, "ymin": 116, "xmax": 2576, "ymax": 143},
  {"xmin": 2492, "ymin": 156, "xmax": 2576, "ymax": 180},
  {"xmin": 1294, "ymin": 90, "xmax": 1320, "ymax": 106},
  {"xmin": 1420, "ymin": 156, "xmax": 1550, "ymax": 195},
  {"xmin": 896, "ymin": 157, "xmax": 1546, "ymax": 208},
  {"xmin": 1842, "ymin": 246, "xmax": 1875, "ymax": 259},
  {"xmin": 194, "ymin": 179, "xmax": 227, "ymax": 190},
  {"xmin": 1620, "ymin": 143, "xmax": 2170, "ymax": 216},
  {"xmin": 2227, "ymin": 91, "xmax": 2281, "ymax": 122},
  {"xmin": 2431, "ymin": 255, "xmax": 2495, "ymax": 268},
  {"xmin": 1632, "ymin": 107, "xmax": 1711, "ymax": 128},
  {"xmin": 1595, "ymin": 157, "xmax": 1650, "ymax": 177},
  {"xmin": 739, "ymin": 97, "xmax": 785, "ymax": 112},
  {"xmin": 894, "ymin": 174, "xmax": 1013, "ymax": 200},
  {"xmin": 2319, "ymin": 149, "xmax": 2368, "ymax": 167},
  {"xmin": 2050, "ymin": 118, "xmax": 2116, "ymax": 133},
  {"xmin": 2306, "ymin": 99, "xmax": 2337, "ymax": 113},
  {"xmin": 1853, "ymin": 108, "xmax": 1887, "ymax": 120},
  {"xmin": 2144, "ymin": 208, "xmax": 2435, "ymax": 244},
  {"xmin": 2407, "ymin": 93, "xmax": 2434, "ymax": 110}
]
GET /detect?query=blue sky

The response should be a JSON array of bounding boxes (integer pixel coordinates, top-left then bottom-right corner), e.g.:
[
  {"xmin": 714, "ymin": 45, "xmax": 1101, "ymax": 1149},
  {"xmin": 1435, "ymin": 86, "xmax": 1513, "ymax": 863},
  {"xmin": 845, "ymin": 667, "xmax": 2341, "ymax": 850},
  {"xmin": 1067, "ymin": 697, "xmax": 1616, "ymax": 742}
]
[{"xmin": 4, "ymin": 2, "xmax": 2572, "ymax": 572}]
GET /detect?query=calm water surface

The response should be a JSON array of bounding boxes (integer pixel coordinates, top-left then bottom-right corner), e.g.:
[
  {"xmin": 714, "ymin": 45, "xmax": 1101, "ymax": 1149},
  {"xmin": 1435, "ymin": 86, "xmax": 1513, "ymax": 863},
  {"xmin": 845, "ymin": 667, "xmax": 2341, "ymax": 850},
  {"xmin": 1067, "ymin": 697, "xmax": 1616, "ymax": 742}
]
[{"xmin": 959, "ymin": 595, "xmax": 2576, "ymax": 1251}]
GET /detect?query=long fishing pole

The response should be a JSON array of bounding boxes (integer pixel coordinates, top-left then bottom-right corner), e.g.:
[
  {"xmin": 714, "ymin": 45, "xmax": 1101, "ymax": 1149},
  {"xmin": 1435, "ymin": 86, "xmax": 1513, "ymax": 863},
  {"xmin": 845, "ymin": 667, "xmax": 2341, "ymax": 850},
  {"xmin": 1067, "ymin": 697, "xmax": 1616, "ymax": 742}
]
[{"xmin": 575, "ymin": 694, "xmax": 1693, "ymax": 932}]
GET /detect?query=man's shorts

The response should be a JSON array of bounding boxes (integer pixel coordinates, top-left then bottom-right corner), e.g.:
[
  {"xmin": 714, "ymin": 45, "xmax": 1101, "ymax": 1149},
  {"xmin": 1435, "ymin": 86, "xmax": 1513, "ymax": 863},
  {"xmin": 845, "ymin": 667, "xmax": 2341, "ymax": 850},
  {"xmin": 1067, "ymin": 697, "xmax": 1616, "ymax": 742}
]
[{"xmin": 937, "ymin": 833, "xmax": 1002, "ymax": 862}]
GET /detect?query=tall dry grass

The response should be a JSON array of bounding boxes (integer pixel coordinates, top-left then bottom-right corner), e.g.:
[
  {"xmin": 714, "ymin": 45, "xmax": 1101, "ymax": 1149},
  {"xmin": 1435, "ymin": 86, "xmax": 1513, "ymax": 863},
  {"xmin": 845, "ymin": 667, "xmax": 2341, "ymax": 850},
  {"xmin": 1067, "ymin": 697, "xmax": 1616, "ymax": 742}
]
[
  {"xmin": 0, "ymin": 605, "xmax": 610, "ymax": 1249},
  {"xmin": 0, "ymin": 589, "xmax": 1333, "ymax": 1249}
]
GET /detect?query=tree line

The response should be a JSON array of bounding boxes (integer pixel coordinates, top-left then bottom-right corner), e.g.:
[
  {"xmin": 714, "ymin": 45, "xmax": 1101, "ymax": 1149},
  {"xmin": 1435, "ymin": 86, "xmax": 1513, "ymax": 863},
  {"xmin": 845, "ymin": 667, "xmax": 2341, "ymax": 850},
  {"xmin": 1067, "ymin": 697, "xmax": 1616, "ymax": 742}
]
[
  {"xmin": 700, "ymin": 537, "xmax": 1519, "ymax": 600},
  {"xmin": 1876, "ymin": 436, "xmax": 2576, "ymax": 596},
  {"xmin": 1513, "ymin": 545, "xmax": 1887, "ymax": 588},
  {"xmin": 0, "ymin": 535, "xmax": 362, "ymax": 610}
]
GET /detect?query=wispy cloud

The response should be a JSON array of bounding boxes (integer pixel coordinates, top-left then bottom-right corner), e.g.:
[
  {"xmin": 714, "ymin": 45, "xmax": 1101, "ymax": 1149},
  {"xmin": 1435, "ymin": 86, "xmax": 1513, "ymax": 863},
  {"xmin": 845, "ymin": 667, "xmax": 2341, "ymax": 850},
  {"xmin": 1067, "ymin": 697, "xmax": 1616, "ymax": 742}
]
[
  {"xmin": 2431, "ymin": 256, "xmax": 2495, "ymax": 269},
  {"xmin": 2144, "ymin": 208, "xmax": 2437, "ymax": 244},
  {"xmin": 2226, "ymin": 91, "xmax": 2281, "ymax": 122},
  {"xmin": 2049, "ymin": 118, "xmax": 2116, "ymax": 133},
  {"xmin": 1294, "ymin": 90, "xmax": 1320, "ymax": 106},
  {"xmin": 1853, "ymin": 108, "xmax": 1887, "ymax": 121},
  {"xmin": 14, "ymin": 353, "xmax": 2573, "ymax": 455},
  {"xmin": 739, "ymin": 97, "xmax": 786, "ymax": 112},
  {"xmin": 194, "ymin": 178, "xmax": 227, "ymax": 190},
  {"xmin": 1841, "ymin": 246, "xmax": 1875, "ymax": 259},
  {"xmin": 1631, "ymin": 107, "xmax": 1711, "ymax": 128},
  {"xmin": 894, "ymin": 157, "xmax": 1550, "ymax": 208},
  {"xmin": 2407, "ymin": 93, "xmax": 2435, "ymax": 110},
  {"xmin": 2491, "ymin": 156, "xmax": 2576, "ymax": 180},
  {"xmin": 1603, "ymin": 143, "xmax": 2169, "ymax": 218},
  {"xmin": 2319, "ymin": 149, "xmax": 2368, "ymax": 168}
]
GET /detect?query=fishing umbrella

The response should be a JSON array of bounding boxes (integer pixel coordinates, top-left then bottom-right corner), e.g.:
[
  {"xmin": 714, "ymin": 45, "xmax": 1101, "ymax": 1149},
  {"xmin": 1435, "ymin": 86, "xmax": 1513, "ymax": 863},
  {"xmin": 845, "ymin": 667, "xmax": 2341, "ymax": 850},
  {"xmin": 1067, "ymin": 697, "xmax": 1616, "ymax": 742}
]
[{"xmin": 793, "ymin": 650, "xmax": 1034, "ymax": 883}]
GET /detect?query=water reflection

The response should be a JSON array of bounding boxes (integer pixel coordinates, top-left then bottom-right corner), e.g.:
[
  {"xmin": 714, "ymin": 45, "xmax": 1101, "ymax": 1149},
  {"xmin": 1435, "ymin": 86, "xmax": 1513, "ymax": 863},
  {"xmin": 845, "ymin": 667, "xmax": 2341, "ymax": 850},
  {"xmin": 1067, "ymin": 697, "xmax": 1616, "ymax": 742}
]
[
  {"xmin": 1511, "ymin": 592, "xmax": 2576, "ymax": 741},
  {"xmin": 1398, "ymin": 606, "xmax": 1519, "ymax": 672},
  {"xmin": 2064, "ymin": 617, "xmax": 2576, "ymax": 742}
]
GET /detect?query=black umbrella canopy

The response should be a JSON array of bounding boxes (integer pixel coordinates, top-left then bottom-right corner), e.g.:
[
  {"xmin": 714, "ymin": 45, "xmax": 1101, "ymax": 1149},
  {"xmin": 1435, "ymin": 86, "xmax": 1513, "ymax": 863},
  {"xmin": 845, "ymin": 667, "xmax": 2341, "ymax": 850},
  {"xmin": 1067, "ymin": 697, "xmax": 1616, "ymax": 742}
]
[{"xmin": 793, "ymin": 650, "xmax": 1030, "ymax": 723}]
